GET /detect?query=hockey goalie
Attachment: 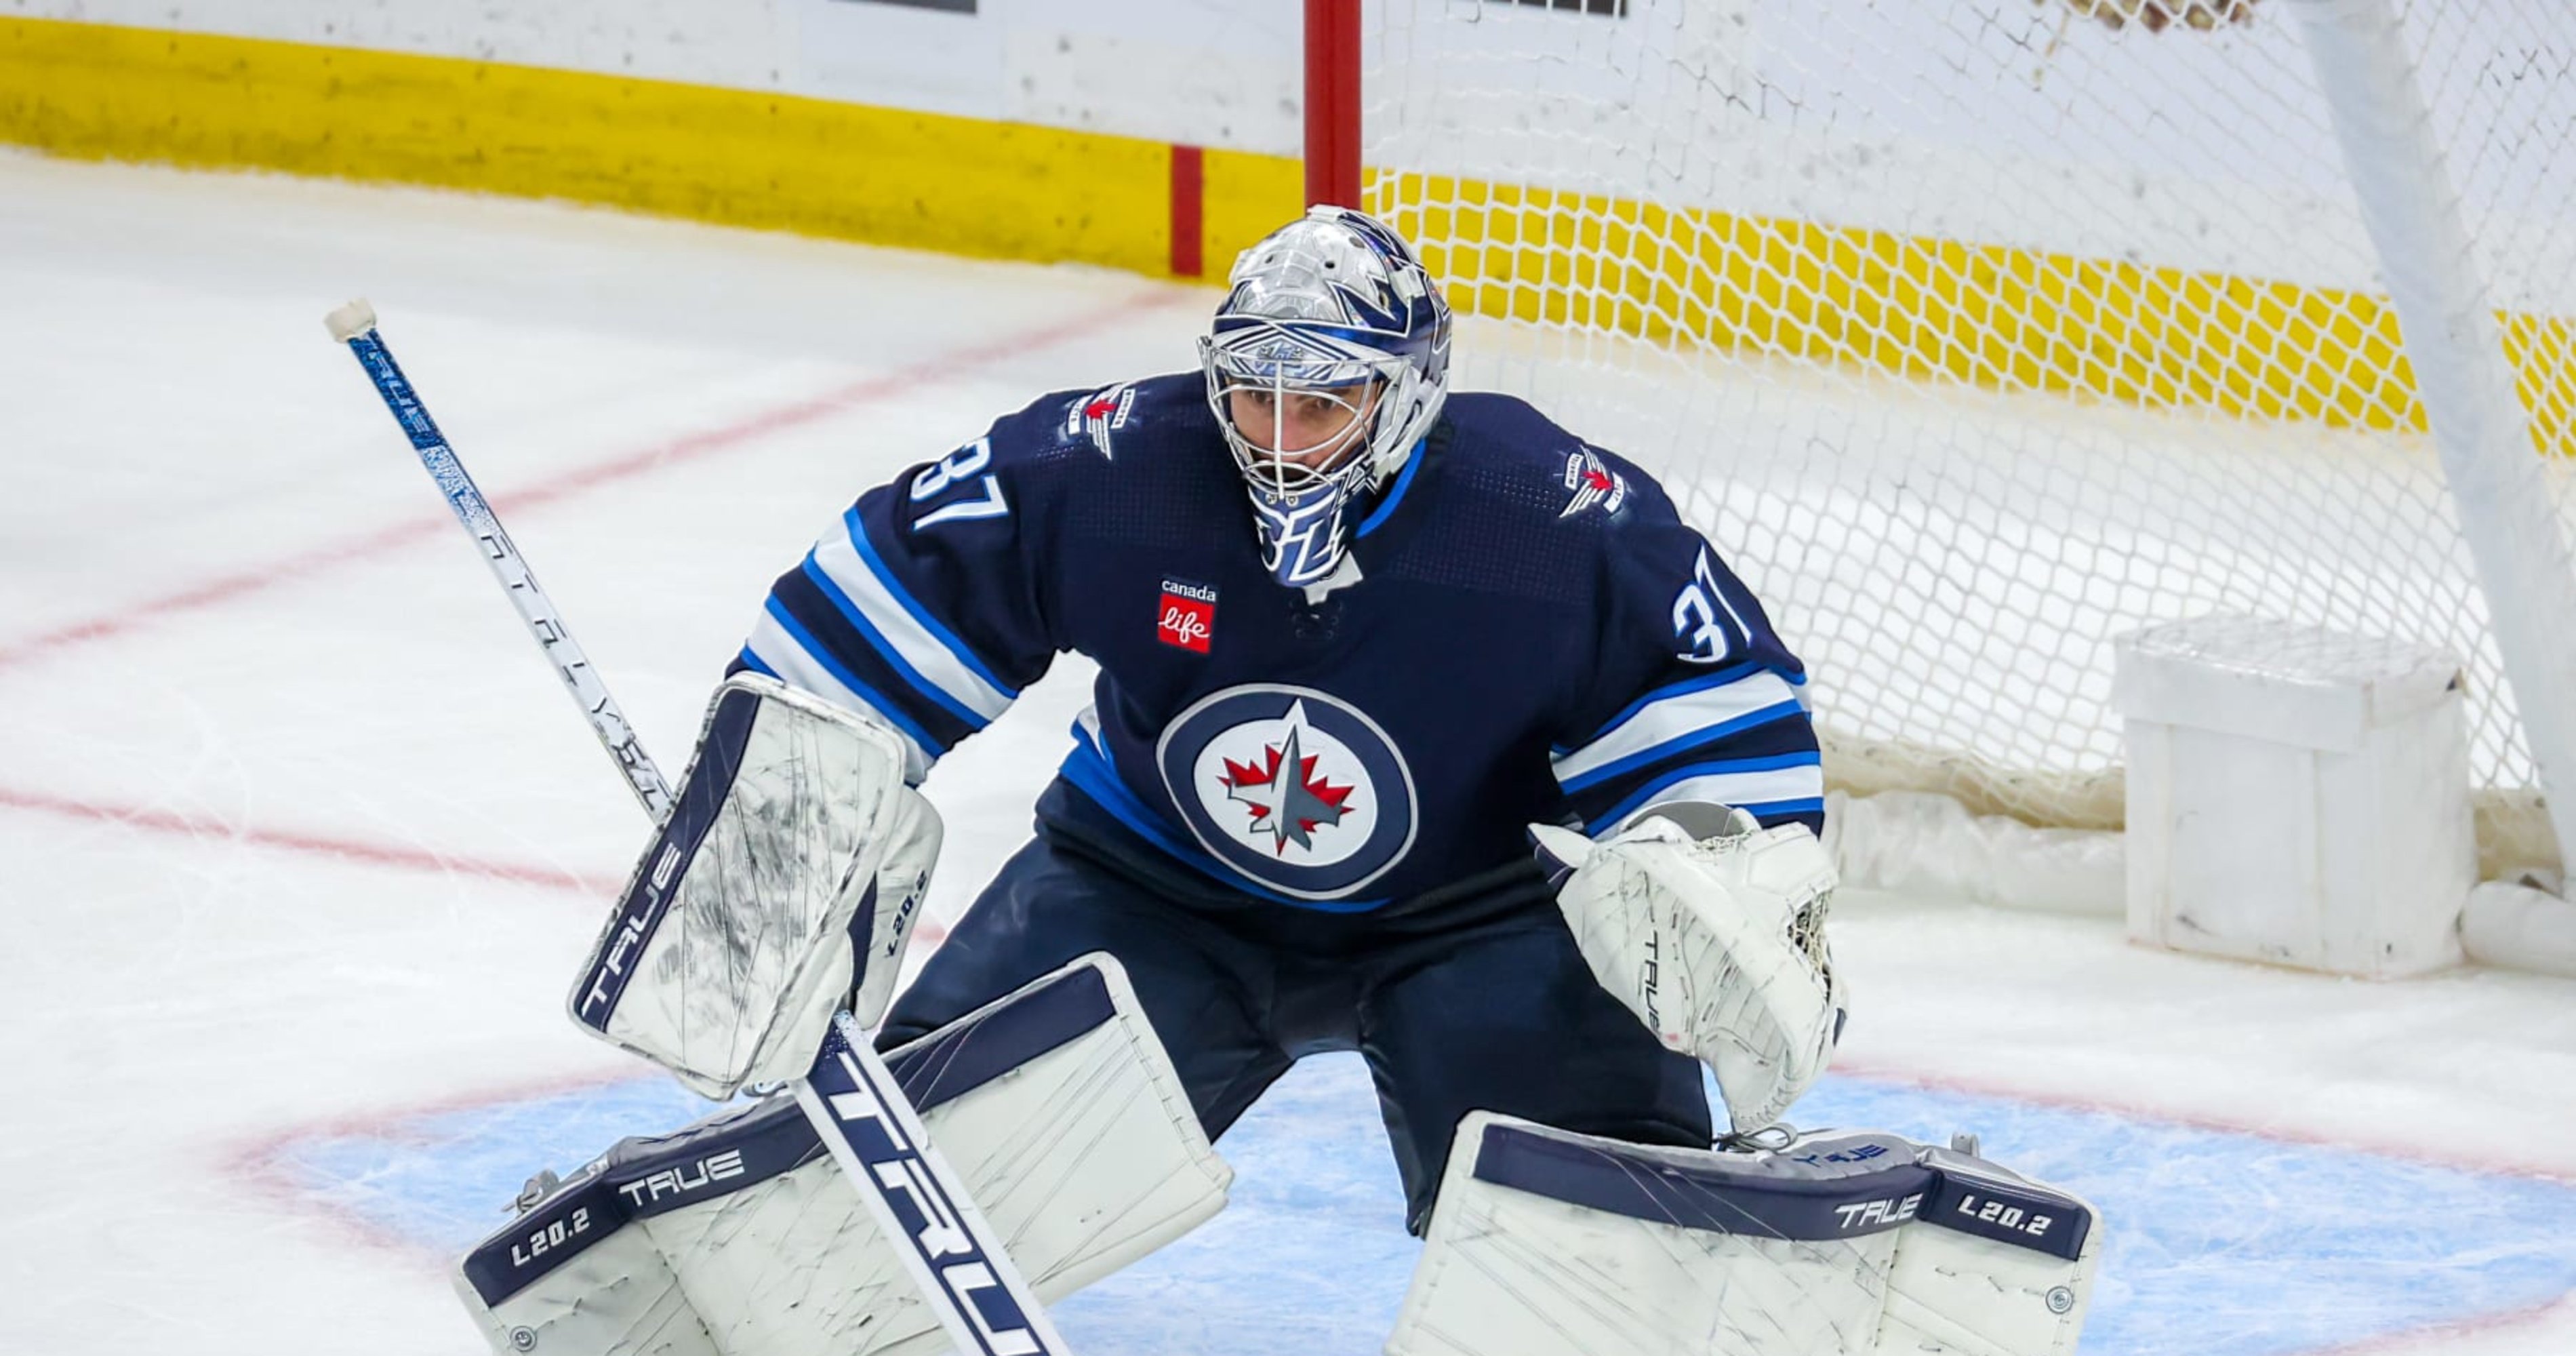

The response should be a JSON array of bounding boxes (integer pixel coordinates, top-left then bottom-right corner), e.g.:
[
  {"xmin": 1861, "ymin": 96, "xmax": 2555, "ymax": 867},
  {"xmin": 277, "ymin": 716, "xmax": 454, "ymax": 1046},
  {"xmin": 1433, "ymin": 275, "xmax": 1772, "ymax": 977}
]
[{"xmin": 457, "ymin": 206, "xmax": 2101, "ymax": 1355}]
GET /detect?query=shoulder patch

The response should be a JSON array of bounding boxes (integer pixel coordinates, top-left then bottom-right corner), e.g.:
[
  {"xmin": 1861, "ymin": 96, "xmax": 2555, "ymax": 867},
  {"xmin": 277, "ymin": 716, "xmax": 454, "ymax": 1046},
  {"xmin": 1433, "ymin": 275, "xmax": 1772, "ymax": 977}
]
[
  {"xmin": 1558, "ymin": 447, "xmax": 1630, "ymax": 519},
  {"xmin": 1061, "ymin": 382, "xmax": 1139, "ymax": 460}
]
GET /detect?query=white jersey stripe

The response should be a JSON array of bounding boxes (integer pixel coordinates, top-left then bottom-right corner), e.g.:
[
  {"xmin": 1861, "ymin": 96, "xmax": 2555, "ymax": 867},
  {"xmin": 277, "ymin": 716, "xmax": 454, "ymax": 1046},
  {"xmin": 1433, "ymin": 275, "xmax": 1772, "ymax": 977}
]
[
  {"xmin": 811, "ymin": 519, "xmax": 1015, "ymax": 723},
  {"xmin": 1598, "ymin": 762, "xmax": 1827, "ymax": 835},
  {"xmin": 1552, "ymin": 669, "xmax": 1804, "ymax": 790},
  {"xmin": 1072, "ymin": 703, "xmax": 1108, "ymax": 759},
  {"xmin": 742, "ymin": 616, "xmax": 937, "ymax": 783}
]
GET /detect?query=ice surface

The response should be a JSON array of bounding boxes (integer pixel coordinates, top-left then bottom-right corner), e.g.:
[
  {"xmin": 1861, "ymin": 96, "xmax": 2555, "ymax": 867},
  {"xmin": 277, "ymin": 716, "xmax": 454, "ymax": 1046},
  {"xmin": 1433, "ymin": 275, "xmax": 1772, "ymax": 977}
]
[
  {"xmin": 4, "ymin": 149, "xmax": 2575, "ymax": 1355},
  {"xmin": 263, "ymin": 1058, "xmax": 2576, "ymax": 1356}
]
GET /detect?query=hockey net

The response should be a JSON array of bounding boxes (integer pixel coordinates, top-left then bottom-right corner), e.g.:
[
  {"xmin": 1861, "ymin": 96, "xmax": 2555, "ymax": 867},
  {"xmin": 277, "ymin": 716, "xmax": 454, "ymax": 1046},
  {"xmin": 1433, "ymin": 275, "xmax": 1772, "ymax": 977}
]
[{"xmin": 1353, "ymin": 0, "xmax": 2576, "ymax": 879}]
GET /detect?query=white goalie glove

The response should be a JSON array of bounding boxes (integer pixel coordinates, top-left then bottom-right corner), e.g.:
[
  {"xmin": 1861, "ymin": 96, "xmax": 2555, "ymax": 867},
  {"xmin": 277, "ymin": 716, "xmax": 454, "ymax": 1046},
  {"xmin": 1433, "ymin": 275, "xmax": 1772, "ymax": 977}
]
[
  {"xmin": 569, "ymin": 673, "xmax": 942, "ymax": 1099},
  {"xmin": 1533, "ymin": 802, "xmax": 1845, "ymax": 1134}
]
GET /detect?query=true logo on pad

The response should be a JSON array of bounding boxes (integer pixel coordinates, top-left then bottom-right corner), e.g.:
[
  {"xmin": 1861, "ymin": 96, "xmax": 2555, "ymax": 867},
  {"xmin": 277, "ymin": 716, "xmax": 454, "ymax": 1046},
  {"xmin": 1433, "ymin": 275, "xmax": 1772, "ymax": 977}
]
[{"xmin": 1159, "ymin": 578, "xmax": 1216, "ymax": 653}]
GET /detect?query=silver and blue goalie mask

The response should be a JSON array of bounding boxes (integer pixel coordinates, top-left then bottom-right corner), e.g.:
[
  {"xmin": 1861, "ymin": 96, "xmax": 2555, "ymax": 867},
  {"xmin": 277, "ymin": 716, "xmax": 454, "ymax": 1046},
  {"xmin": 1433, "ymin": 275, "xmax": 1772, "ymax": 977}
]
[{"xmin": 1200, "ymin": 207, "xmax": 1453, "ymax": 588}]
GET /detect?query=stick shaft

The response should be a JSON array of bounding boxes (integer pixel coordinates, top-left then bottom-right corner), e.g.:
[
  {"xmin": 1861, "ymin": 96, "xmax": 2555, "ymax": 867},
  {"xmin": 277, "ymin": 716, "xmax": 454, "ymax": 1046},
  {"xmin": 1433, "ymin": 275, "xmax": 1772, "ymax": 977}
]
[
  {"xmin": 338, "ymin": 325, "xmax": 672, "ymax": 820},
  {"xmin": 334, "ymin": 308, "xmax": 1070, "ymax": 1355}
]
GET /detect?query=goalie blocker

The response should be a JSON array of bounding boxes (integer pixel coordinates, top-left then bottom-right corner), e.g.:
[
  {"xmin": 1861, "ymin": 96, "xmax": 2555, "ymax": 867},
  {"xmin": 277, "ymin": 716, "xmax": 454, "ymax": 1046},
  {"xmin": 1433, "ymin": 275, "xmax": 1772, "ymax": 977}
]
[
  {"xmin": 570, "ymin": 673, "xmax": 942, "ymax": 1100},
  {"xmin": 1392, "ymin": 1113, "xmax": 2101, "ymax": 1356},
  {"xmin": 461, "ymin": 954, "xmax": 1231, "ymax": 1356}
]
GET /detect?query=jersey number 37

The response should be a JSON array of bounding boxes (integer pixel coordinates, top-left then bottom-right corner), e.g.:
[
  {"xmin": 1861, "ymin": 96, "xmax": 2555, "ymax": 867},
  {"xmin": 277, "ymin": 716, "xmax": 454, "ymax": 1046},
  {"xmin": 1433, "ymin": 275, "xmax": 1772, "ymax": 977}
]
[
  {"xmin": 1672, "ymin": 545, "xmax": 1754, "ymax": 666},
  {"xmin": 910, "ymin": 437, "xmax": 1012, "ymax": 528}
]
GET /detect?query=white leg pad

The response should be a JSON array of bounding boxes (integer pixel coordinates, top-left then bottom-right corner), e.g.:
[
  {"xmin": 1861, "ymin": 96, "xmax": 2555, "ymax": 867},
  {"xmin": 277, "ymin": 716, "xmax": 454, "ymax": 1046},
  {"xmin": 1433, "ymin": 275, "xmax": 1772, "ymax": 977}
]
[
  {"xmin": 1387, "ymin": 1113, "xmax": 2099, "ymax": 1356},
  {"xmin": 458, "ymin": 953, "xmax": 1231, "ymax": 1356}
]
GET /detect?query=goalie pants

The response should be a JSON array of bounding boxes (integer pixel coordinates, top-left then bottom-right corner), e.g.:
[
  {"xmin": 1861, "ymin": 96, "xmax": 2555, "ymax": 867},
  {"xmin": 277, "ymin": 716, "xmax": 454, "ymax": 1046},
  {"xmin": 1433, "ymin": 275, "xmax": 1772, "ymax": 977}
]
[{"xmin": 880, "ymin": 826, "xmax": 1712, "ymax": 1233}]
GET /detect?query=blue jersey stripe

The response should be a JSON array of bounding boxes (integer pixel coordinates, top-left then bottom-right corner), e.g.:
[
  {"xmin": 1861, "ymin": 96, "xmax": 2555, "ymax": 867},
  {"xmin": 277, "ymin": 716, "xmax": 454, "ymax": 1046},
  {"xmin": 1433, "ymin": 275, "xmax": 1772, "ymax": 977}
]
[
  {"xmin": 1737, "ymin": 796, "xmax": 1829, "ymax": 823},
  {"xmin": 761, "ymin": 597, "xmax": 947, "ymax": 759},
  {"xmin": 801, "ymin": 554, "xmax": 991, "ymax": 732},
  {"xmin": 1556, "ymin": 698, "xmax": 1808, "ymax": 794},
  {"xmin": 767, "ymin": 572, "xmax": 976, "ymax": 753},
  {"xmin": 1554, "ymin": 660, "xmax": 1790, "ymax": 756},
  {"xmin": 1590, "ymin": 751, "xmax": 1825, "ymax": 833},
  {"xmin": 846, "ymin": 506, "xmax": 1020, "ymax": 700},
  {"xmin": 1355, "ymin": 437, "xmax": 1428, "ymax": 539}
]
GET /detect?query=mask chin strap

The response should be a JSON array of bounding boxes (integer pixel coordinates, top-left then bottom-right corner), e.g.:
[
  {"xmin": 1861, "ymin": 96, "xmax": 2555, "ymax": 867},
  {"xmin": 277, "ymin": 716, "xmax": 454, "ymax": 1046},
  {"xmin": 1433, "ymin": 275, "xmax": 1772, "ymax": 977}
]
[{"xmin": 1248, "ymin": 481, "xmax": 1352, "ymax": 589}]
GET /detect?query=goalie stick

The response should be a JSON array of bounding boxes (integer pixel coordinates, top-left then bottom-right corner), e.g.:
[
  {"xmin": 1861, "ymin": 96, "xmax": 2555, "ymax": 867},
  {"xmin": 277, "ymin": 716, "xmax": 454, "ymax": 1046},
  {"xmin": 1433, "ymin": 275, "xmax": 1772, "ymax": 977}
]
[{"xmin": 327, "ymin": 300, "xmax": 1072, "ymax": 1356}]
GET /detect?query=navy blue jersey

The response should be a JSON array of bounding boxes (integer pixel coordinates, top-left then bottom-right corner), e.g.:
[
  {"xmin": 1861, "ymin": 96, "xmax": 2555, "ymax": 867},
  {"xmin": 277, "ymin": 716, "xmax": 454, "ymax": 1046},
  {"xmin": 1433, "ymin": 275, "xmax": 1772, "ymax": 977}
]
[{"xmin": 735, "ymin": 374, "xmax": 1821, "ymax": 915}]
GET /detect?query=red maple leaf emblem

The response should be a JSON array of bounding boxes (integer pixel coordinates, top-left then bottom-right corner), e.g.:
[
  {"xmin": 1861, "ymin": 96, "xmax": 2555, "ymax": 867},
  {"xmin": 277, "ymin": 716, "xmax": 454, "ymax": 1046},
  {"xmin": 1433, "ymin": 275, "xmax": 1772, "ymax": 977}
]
[
  {"xmin": 1084, "ymin": 395, "xmax": 1120, "ymax": 421},
  {"xmin": 1217, "ymin": 730, "xmax": 1356, "ymax": 854},
  {"xmin": 1219, "ymin": 745, "xmax": 1280, "ymax": 801},
  {"xmin": 1582, "ymin": 466, "xmax": 1616, "ymax": 493}
]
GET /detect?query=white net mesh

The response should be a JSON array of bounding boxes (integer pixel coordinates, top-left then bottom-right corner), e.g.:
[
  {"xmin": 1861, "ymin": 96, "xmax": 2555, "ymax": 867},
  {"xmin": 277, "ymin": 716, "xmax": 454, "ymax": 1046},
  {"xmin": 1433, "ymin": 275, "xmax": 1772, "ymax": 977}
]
[{"xmin": 1362, "ymin": 0, "xmax": 2576, "ymax": 871}]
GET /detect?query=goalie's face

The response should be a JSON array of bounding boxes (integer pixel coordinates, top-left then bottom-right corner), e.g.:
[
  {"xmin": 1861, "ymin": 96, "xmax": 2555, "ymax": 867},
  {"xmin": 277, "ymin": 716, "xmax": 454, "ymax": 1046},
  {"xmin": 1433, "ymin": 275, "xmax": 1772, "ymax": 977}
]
[
  {"xmin": 1222, "ymin": 378, "xmax": 1383, "ymax": 478},
  {"xmin": 1205, "ymin": 359, "xmax": 1394, "ymax": 587}
]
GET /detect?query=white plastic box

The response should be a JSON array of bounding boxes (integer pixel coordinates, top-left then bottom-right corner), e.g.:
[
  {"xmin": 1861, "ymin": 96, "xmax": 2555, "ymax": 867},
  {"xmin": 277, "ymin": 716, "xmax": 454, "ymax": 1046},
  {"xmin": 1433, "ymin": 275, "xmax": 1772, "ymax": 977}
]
[{"xmin": 2116, "ymin": 616, "xmax": 2473, "ymax": 978}]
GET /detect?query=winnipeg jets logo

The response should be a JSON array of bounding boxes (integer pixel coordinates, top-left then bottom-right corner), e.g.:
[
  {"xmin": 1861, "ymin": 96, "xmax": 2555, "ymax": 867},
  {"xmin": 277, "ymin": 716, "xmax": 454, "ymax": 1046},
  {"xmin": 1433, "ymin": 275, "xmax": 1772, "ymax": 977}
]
[
  {"xmin": 1559, "ymin": 449, "xmax": 1629, "ymax": 518},
  {"xmin": 1063, "ymin": 382, "xmax": 1135, "ymax": 459},
  {"xmin": 1157, "ymin": 686, "xmax": 1418, "ymax": 900},
  {"xmin": 1217, "ymin": 318, "xmax": 1381, "ymax": 380},
  {"xmin": 1220, "ymin": 716, "xmax": 1356, "ymax": 854}
]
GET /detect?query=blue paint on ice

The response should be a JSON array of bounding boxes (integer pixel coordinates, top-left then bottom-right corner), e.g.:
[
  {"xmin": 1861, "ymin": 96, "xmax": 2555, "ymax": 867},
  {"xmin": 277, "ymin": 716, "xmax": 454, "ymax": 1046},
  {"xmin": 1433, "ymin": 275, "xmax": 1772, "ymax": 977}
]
[
  {"xmin": 270, "ymin": 1058, "xmax": 2576, "ymax": 1355},
  {"xmin": 1791, "ymin": 1077, "xmax": 2576, "ymax": 1355}
]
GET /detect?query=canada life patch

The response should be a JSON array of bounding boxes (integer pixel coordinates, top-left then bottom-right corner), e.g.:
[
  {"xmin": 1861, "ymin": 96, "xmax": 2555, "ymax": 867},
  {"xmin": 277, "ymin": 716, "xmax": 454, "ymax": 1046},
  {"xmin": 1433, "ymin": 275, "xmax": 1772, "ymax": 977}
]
[
  {"xmin": 1559, "ymin": 447, "xmax": 1630, "ymax": 518},
  {"xmin": 1158, "ymin": 578, "xmax": 1216, "ymax": 653},
  {"xmin": 1156, "ymin": 685, "xmax": 1419, "ymax": 900}
]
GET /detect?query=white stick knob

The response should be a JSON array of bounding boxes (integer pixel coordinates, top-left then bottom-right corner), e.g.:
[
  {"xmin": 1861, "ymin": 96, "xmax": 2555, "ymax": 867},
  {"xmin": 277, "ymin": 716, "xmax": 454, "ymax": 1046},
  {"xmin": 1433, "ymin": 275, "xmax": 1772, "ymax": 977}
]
[{"xmin": 324, "ymin": 298, "xmax": 379, "ymax": 343}]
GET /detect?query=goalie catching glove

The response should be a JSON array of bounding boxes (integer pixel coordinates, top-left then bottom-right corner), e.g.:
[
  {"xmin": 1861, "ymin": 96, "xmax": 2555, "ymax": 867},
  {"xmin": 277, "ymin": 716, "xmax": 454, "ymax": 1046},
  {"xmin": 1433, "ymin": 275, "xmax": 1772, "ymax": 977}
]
[
  {"xmin": 1532, "ymin": 802, "xmax": 1845, "ymax": 1134},
  {"xmin": 569, "ymin": 673, "xmax": 942, "ymax": 1098}
]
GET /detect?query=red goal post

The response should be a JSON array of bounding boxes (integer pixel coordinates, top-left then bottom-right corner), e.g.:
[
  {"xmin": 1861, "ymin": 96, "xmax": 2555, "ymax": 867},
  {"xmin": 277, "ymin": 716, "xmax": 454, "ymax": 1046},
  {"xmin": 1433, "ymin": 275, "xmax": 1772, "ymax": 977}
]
[{"xmin": 1306, "ymin": 0, "xmax": 1364, "ymax": 212}]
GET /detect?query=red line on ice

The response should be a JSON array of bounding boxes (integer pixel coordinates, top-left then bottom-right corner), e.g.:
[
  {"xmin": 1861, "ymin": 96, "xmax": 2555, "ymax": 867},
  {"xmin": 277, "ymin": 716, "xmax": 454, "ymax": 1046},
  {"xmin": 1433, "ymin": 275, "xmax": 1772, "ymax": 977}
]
[
  {"xmin": 0, "ymin": 781, "xmax": 952, "ymax": 953},
  {"xmin": 0, "ymin": 286, "xmax": 1194, "ymax": 671},
  {"xmin": 0, "ymin": 784, "xmax": 623, "ymax": 895},
  {"xmin": 2299, "ymin": 1292, "xmax": 2576, "ymax": 1355}
]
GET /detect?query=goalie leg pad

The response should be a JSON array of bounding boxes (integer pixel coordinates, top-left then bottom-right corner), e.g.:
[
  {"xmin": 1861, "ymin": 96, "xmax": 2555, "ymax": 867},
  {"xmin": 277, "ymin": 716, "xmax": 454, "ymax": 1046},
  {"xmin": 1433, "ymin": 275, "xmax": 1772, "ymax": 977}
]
[
  {"xmin": 1388, "ymin": 1112, "xmax": 2099, "ymax": 1356},
  {"xmin": 462, "ymin": 953, "xmax": 1232, "ymax": 1356},
  {"xmin": 570, "ymin": 673, "xmax": 942, "ymax": 1099}
]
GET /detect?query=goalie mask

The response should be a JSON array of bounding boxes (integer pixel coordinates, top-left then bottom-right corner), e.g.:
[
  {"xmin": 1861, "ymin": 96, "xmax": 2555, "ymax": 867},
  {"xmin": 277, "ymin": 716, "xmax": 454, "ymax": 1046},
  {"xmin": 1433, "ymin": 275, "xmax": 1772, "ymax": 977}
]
[{"xmin": 1201, "ymin": 207, "xmax": 1453, "ymax": 588}]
